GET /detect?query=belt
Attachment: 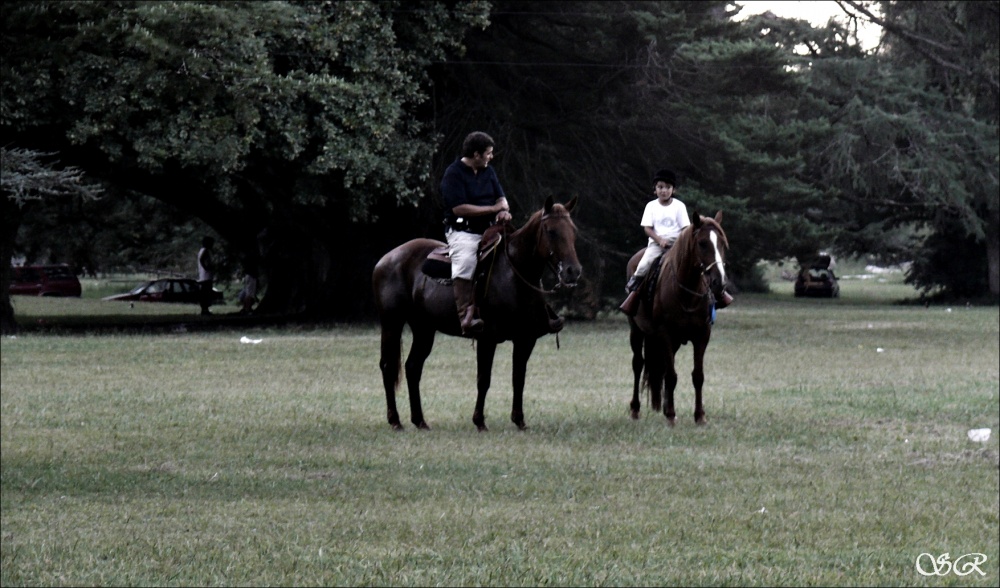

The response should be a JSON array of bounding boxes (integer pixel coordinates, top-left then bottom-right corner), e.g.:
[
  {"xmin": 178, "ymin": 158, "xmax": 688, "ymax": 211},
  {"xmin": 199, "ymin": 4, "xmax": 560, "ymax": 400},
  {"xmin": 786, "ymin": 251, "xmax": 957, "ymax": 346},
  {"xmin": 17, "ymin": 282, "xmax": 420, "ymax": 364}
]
[{"xmin": 446, "ymin": 217, "xmax": 493, "ymax": 234}]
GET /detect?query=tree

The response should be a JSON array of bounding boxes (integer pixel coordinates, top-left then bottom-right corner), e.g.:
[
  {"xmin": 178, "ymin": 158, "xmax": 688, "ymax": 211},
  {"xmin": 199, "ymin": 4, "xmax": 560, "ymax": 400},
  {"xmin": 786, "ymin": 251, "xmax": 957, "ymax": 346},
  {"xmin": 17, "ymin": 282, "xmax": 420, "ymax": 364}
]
[
  {"xmin": 828, "ymin": 0, "xmax": 1000, "ymax": 299},
  {"xmin": 1, "ymin": 147, "xmax": 102, "ymax": 334},
  {"xmin": 1, "ymin": 0, "xmax": 490, "ymax": 321},
  {"xmin": 427, "ymin": 1, "xmax": 842, "ymax": 306}
]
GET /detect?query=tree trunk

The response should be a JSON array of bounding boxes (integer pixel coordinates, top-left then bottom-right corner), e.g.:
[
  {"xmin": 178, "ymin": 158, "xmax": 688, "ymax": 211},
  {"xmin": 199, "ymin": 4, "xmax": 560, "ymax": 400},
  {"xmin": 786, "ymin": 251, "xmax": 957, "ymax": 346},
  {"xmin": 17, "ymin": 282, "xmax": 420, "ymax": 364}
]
[
  {"xmin": 1, "ymin": 198, "xmax": 24, "ymax": 335},
  {"xmin": 987, "ymin": 212, "xmax": 999, "ymax": 298}
]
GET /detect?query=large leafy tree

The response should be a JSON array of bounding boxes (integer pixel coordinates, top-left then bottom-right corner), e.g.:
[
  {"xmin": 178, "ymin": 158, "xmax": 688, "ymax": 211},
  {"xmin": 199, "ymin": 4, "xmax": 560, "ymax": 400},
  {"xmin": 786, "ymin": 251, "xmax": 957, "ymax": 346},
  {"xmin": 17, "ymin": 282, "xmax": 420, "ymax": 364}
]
[
  {"xmin": 427, "ymin": 0, "xmax": 839, "ymax": 307},
  {"xmin": 2, "ymin": 0, "xmax": 490, "ymax": 321},
  {"xmin": 1, "ymin": 147, "xmax": 102, "ymax": 333},
  {"xmin": 824, "ymin": 0, "xmax": 999, "ymax": 299}
]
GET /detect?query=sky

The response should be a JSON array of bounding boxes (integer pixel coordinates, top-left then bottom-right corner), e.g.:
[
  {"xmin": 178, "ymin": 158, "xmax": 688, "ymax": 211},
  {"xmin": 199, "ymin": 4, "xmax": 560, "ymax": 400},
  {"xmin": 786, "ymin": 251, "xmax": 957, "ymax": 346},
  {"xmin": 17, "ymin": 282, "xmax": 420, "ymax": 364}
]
[{"xmin": 731, "ymin": 1, "xmax": 882, "ymax": 49}]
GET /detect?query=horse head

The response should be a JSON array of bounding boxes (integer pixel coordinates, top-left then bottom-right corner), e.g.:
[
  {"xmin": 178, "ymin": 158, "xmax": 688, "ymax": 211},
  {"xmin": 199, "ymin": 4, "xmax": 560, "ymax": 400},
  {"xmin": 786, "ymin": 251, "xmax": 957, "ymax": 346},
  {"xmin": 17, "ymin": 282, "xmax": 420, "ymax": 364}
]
[
  {"xmin": 537, "ymin": 195, "xmax": 582, "ymax": 288},
  {"xmin": 689, "ymin": 211, "xmax": 728, "ymax": 301}
]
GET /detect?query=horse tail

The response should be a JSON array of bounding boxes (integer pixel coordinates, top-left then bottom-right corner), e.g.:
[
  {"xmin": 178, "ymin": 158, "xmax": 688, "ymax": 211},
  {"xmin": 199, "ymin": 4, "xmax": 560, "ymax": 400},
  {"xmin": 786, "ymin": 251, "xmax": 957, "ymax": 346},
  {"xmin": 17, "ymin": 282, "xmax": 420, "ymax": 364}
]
[
  {"xmin": 379, "ymin": 329, "xmax": 402, "ymax": 392},
  {"xmin": 375, "ymin": 302, "xmax": 406, "ymax": 394},
  {"xmin": 372, "ymin": 259, "xmax": 404, "ymax": 394},
  {"xmin": 644, "ymin": 337, "xmax": 665, "ymax": 412},
  {"xmin": 641, "ymin": 364, "xmax": 650, "ymax": 409}
]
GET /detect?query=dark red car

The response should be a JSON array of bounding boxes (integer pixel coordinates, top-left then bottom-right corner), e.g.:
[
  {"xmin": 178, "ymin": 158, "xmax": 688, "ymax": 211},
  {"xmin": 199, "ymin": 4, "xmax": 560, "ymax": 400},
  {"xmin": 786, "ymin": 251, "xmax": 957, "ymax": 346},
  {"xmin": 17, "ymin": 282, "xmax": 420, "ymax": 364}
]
[
  {"xmin": 103, "ymin": 278, "xmax": 224, "ymax": 305},
  {"xmin": 9, "ymin": 265, "xmax": 82, "ymax": 297}
]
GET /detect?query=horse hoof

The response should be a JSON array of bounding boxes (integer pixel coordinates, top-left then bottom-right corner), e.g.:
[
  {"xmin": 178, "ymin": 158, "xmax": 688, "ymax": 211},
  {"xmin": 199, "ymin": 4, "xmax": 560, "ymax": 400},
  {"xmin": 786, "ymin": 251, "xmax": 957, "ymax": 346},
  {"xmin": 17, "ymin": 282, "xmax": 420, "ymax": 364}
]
[
  {"xmin": 630, "ymin": 409, "xmax": 640, "ymax": 420},
  {"xmin": 390, "ymin": 422, "xmax": 404, "ymax": 431},
  {"xmin": 416, "ymin": 421, "xmax": 431, "ymax": 430},
  {"xmin": 695, "ymin": 416, "xmax": 707, "ymax": 426},
  {"xmin": 477, "ymin": 424, "xmax": 489, "ymax": 432},
  {"xmin": 665, "ymin": 417, "xmax": 676, "ymax": 427},
  {"xmin": 515, "ymin": 421, "xmax": 527, "ymax": 431}
]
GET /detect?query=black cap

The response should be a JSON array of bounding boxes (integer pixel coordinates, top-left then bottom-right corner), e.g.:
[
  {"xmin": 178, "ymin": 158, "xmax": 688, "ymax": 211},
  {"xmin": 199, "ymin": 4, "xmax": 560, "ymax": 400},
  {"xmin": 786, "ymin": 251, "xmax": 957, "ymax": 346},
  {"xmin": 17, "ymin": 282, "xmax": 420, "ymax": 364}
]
[{"xmin": 653, "ymin": 168, "xmax": 677, "ymax": 186}]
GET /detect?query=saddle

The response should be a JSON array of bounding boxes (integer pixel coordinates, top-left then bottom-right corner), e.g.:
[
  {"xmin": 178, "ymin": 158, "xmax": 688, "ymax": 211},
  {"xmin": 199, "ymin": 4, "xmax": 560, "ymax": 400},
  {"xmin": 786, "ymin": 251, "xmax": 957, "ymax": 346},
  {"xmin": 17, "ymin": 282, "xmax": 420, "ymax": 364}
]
[
  {"xmin": 639, "ymin": 254, "xmax": 666, "ymax": 301},
  {"xmin": 421, "ymin": 225, "xmax": 505, "ymax": 282}
]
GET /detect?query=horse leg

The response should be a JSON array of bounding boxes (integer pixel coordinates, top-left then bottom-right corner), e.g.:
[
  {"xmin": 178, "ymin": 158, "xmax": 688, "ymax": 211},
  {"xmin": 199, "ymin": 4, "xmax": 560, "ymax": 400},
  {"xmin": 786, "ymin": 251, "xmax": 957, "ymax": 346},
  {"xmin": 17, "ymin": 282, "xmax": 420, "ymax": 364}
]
[
  {"xmin": 662, "ymin": 342, "xmax": 680, "ymax": 426},
  {"xmin": 629, "ymin": 326, "xmax": 644, "ymax": 419},
  {"xmin": 472, "ymin": 339, "xmax": 498, "ymax": 432},
  {"xmin": 645, "ymin": 336, "xmax": 664, "ymax": 413},
  {"xmin": 378, "ymin": 320, "xmax": 404, "ymax": 430},
  {"xmin": 403, "ymin": 326, "xmax": 436, "ymax": 430},
  {"xmin": 511, "ymin": 337, "xmax": 538, "ymax": 430},
  {"xmin": 692, "ymin": 338, "xmax": 707, "ymax": 424}
]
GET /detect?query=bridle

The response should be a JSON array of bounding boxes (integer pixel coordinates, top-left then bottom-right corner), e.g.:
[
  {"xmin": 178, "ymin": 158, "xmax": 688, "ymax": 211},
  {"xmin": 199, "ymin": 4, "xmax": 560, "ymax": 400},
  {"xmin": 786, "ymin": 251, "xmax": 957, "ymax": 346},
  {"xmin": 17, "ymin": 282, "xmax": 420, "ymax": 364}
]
[
  {"xmin": 502, "ymin": 211, "xmax": 577, "ymax": 295},
  {"xmin": 675, "ymin": 229, "xmax": 725, "ymax": 314}
]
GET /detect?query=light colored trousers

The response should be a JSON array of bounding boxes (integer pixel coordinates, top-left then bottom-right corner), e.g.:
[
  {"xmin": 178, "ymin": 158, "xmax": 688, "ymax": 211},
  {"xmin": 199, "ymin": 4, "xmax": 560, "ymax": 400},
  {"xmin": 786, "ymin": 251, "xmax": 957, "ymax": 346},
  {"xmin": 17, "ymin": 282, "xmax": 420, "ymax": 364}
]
[
  {"xmin": 446, "ymin": 228, "xmax": 481, "ymax": 280},
  {"xmin": 634, "ymin": 242, "xmax": 667, "ymax": 277}
]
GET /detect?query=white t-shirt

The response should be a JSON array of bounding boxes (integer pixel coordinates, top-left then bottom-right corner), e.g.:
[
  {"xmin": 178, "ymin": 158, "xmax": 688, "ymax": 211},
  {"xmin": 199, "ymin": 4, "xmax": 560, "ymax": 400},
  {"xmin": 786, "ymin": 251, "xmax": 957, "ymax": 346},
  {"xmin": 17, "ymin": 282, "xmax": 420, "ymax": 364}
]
[{"xmin": 640, "ymin": 197, "xmax": 690, "ymax": 246}]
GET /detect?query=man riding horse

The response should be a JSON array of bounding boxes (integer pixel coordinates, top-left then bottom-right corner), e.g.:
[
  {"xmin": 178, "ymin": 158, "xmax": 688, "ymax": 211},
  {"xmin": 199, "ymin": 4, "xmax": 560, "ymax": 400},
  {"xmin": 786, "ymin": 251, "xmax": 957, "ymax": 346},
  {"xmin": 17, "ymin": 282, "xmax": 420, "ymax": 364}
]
[{"xmin": 441, "ymin": 131, "xmax": 562, "ymax": 335}]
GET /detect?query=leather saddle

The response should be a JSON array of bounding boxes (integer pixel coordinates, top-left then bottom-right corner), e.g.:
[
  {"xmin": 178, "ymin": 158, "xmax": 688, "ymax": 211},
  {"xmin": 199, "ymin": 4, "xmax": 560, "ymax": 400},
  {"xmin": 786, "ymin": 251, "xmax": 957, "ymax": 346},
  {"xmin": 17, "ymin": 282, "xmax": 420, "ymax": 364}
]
[
  {"xmin": 421, "ymin": 226, "xmax": 504, "ymax": 281},
  {"xmin": 640, "ymin": 253, "xmax": 666, "ymax": 300}
]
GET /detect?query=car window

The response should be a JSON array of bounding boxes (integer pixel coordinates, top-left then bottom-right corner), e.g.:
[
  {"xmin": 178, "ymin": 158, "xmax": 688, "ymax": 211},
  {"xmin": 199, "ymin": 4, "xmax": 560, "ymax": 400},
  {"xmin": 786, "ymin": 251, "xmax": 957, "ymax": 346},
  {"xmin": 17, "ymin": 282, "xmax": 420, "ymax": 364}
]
[
  {"xmin": 15, "ymin": 268, "xmax": 41, "ymax": 282},
  {"xmin": 146, "ymin": 281, "xmax": 167, "ymax": 293},
  {"xmin": 43, "ymin": 267, "xmax": 76, "ymax": 279}
]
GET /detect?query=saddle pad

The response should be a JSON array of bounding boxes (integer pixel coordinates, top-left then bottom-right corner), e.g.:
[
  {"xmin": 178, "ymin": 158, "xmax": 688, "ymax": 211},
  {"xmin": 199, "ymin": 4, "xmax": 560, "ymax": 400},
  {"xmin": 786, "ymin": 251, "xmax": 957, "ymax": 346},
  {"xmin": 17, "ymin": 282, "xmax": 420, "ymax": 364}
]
[
  {"xmin": 422, "ymin": 246, "xmax": 452, "ymax": 280},
  {"xmin": 643, "ymin": 254, "xmax": 665, "ymax": 299},
  {"xmin": 422, "ymin": 229, "xmax": 503, "ymax": 280}
]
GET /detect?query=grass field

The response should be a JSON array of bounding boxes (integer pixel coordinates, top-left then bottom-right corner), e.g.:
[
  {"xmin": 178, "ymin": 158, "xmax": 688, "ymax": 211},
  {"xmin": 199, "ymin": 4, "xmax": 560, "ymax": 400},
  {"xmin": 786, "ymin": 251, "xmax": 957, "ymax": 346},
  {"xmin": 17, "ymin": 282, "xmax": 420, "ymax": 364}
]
[{"xmin": 2, "ymin": 273, "xmax": 998, "ymax": 586}]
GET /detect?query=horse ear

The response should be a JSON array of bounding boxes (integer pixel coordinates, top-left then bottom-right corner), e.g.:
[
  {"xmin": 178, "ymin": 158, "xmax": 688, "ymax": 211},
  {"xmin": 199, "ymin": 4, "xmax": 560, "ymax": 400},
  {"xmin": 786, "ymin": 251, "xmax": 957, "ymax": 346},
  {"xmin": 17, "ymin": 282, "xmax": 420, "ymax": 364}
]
[
  {"xmin": 544, "ymin": 195, "xmax": 554, "ymax": 214},
  {"xmin": 564, "ymin": 195, "xmax": 578, "ymax": 213},
  {"xmin": 714, "ymin": 210, "xmax": 723, "ymax": 224},
  {"xmin": 691, "ymin": 210, "xmax": 702, "ymax": 228}
]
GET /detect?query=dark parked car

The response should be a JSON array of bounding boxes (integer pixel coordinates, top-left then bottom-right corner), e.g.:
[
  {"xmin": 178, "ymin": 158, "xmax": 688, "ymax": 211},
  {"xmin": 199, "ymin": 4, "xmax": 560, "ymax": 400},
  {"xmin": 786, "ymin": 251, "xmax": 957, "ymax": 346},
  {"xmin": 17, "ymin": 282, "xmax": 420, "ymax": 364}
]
[
  {"xmin": 103, "ymin": 278, "xmax": 224, "ymax": 305},
  {"xmin": 9, "ymin": 264, "xmax": 82, "ymax": 297},
  {"xmin": 794, "ymin": 266, "xmax": 840, "ymax": 298}
]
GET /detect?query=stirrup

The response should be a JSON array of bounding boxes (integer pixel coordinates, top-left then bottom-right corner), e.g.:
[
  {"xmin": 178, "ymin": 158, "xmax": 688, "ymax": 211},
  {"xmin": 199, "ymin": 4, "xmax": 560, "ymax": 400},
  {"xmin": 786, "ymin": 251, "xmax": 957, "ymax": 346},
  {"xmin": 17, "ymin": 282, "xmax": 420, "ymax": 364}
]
[
  {"xmin": 460, "ymin": 307, "xmax": 484, "ymax": 334},
  {"xmin": 619, "ymin": 290, "xmax": 640, "ymax": 316}
]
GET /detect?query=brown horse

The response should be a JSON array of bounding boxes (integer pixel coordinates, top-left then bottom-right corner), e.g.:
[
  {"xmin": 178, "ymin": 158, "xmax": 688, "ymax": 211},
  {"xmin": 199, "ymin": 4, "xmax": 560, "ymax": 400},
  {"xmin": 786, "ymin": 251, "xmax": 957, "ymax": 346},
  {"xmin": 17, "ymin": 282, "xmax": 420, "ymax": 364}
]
[
  {"xmin": 626, "ymin": 211, "xmax": 729, "ymax": 425},
  {"xmin": 373, "ymin": 196, "xmax": 581, "ymax": 431}
]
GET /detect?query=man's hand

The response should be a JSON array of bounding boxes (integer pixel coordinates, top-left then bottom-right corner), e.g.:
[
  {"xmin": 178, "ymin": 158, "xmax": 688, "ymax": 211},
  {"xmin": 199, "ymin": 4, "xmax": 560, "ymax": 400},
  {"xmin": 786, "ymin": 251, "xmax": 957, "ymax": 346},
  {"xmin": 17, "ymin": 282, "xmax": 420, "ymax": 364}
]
[{"xmin": 495, "ymin": 198, "xmax": 511, "ymax": 223}]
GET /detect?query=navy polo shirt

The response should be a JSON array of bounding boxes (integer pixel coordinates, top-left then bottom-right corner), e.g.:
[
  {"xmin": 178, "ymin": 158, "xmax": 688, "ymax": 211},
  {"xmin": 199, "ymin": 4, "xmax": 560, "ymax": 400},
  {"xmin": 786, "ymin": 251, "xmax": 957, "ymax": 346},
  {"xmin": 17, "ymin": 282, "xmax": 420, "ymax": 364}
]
[{"xmin": 440, "ymin": 158, "xmax": 506, "ymax": 224}]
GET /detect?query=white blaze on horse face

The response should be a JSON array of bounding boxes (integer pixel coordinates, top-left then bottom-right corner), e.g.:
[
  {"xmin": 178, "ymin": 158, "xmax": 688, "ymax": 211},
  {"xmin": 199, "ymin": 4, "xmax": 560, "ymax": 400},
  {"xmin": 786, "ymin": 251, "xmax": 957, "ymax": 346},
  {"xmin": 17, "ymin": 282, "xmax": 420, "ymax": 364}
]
[{"xmin": 709, "ymin": 231, "xmax": 726, "ymax": 283}]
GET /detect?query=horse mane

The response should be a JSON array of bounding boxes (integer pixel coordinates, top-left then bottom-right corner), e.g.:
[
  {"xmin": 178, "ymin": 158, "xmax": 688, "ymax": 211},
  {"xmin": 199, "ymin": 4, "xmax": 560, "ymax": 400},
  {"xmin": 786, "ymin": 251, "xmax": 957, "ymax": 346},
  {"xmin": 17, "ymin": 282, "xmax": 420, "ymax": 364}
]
[
  {"xmin": 502, "ymin": 202, "xmax": 573, "ymax": 240},
  {"xmin": 702, "ymin": 216, "xmax": 729, "ymax": 250}
]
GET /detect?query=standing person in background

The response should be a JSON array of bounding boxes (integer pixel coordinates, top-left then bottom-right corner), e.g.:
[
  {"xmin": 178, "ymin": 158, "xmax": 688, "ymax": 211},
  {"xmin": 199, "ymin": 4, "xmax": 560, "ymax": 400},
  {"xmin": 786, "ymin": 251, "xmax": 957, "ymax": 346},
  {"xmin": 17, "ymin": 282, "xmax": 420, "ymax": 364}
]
[
  {"xmin": 238, "ymin": 266, "xmax": 259, "ymax": 315},
  {"xmin": 197, "ymin": 236, "xmax": 216, "ymax": 316}
]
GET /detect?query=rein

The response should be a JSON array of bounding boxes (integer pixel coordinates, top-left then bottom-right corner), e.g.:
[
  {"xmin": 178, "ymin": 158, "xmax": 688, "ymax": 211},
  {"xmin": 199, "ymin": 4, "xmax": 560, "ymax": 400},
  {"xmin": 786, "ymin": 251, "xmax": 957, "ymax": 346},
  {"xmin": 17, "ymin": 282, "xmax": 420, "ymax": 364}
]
[
  {"xmin": 501, "ymin": 213, "xmax": 572, "ymax": 295},
  {"xmin": 673, "ymin": 237, "xmax": 721, "ymax": 315}
]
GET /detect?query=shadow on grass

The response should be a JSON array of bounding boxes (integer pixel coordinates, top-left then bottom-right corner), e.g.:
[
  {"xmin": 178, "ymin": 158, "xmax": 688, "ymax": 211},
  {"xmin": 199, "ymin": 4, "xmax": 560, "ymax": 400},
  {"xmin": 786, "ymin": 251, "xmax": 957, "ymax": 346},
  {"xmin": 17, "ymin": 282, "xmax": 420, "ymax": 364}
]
[{"xmin": 11, "ymin": 311, "xmax": 325, "ymax": 335}]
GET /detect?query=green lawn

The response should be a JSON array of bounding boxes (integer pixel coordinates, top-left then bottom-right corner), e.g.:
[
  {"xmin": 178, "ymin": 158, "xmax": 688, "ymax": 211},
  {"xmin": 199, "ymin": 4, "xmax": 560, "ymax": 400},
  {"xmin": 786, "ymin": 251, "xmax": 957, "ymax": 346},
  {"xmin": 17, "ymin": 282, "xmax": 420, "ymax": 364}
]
[{"xmin": 2, "ymin": 278, "xmax": 997, "ymax": 586}]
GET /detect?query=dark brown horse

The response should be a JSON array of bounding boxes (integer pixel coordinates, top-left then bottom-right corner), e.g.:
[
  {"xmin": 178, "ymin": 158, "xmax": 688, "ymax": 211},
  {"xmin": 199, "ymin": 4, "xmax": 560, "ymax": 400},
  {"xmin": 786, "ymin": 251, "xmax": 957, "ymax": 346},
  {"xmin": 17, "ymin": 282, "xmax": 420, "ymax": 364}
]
[
  {"xmin": 373, "ymin": 196, "xmax": 581, "ymax": 431},
  {"xmin": 626, "ymin": 211, "xmax": 729, "ymax": 425}
]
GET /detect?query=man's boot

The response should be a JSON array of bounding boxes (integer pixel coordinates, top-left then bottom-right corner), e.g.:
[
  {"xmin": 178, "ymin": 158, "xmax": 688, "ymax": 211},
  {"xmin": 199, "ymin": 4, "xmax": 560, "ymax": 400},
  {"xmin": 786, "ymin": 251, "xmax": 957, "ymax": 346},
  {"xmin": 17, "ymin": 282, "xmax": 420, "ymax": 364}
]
[
  {"xmin": 454, "ymin": 278, "xmax": 484, "ymax": 334},
  {"xmin": 619, "ymin": 274, "xmax": 642, "ymax": 316}
]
